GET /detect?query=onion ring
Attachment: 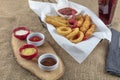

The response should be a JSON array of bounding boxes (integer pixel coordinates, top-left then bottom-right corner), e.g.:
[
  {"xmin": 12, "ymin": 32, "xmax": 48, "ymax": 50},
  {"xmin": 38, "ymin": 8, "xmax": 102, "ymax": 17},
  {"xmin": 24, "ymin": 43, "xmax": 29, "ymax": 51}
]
[
  {"xmin": 69, "ymin": 31, "xmax": 84, "ymax": 43},
  {"xmin": 66, "ymin": 28, "xmax": 79, "ymax": 39},
  {"xmin": 85, "ymin": 24, "xmax": 95, "ymax": 38},
  {"xmin": 56, "ymin": 27, "xmax": 72, "ymax": 36}
]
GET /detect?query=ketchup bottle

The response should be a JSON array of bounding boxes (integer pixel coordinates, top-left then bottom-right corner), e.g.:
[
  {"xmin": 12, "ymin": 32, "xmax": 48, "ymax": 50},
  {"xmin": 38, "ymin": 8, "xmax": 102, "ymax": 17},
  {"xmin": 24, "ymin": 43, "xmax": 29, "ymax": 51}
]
[{"xmin": 99, "ymin": 0, "xmax": 117, "ymax": 26}]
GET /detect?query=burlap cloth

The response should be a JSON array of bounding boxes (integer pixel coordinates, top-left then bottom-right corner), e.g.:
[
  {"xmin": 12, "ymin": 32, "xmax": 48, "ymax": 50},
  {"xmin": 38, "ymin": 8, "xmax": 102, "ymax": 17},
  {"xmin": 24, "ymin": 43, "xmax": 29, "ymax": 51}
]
[{"xmin": 0, "ymin": 0, "xmax": 120, "ymax": 80}]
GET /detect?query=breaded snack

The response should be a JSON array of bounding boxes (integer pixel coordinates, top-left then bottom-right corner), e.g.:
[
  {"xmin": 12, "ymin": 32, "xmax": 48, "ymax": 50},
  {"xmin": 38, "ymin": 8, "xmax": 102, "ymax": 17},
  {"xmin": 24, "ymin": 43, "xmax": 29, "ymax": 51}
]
[
  {"xmin": 84, "ymin": 24, "xmax": 95, "ymax": 38},
  {"xmin": 45, "ymin": 17, "xmax": 67, "ymax": 27},
  {"xmin": 45, "ymin": 14, "xmax": 96, "ymax": 44},
  {"xmin": 77, "ymin": 15, "xmax": 84, "ymax": 27},
  {"xmin": 46, "ymin": 15, "xmax": 68, "ymax": 24},
  {"xmin": 70, "ymin": 31, "xmax": 84, "ymax": 43},
  {"xmin": 84, "ymin": 14, "xmax": 90, "ymax": 20},
  {"xmin": 56, "ymin": 27, "xmax": 72, "ymax": 36},
  {"xmin": 80, "ymin": 14, "xmax": 91, "ymax": 33},
  {"xmin": 66, "ymin": 28, "xmax": 79, "ymax": 39},
  {"xmin": 76, "ymin": 14, "xmax": 82, "ymax": 20}
]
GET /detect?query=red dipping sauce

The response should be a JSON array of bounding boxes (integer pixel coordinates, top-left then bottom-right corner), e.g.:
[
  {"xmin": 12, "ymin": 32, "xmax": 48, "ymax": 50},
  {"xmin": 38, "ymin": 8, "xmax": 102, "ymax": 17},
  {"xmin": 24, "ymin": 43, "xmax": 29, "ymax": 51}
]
[
  {"xmin": 58, "ymin": 7, "xmax": 77, "ymax": 15},
  {"xmin": 29, "ymin": 36, "xmax": 42, "ymax": 42},
  {"xmin": 40, "ymin": 57, "xmax": 57, "ymax": 66}
]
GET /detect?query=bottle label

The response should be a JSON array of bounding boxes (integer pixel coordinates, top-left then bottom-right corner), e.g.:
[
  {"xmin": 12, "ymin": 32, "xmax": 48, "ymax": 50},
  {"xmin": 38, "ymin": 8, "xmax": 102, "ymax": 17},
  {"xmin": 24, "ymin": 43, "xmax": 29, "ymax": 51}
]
[{"xmin": 103, "ymin": 5, "xmax": 109, "ymax": 14}]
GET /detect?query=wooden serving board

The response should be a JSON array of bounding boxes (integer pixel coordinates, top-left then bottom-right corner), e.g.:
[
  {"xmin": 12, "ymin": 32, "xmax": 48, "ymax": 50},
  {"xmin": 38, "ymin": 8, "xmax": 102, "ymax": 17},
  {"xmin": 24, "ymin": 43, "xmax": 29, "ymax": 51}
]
[{"xmin": 11, "ymin": 34, "xmax": 64, "ymax": 80}]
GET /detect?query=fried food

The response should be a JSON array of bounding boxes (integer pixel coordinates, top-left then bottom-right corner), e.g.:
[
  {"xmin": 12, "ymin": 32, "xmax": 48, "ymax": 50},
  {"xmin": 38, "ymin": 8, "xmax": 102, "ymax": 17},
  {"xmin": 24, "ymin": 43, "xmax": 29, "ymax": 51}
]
[
  {"xmin": 66, "ymin": 28, "xmax": 79, "ymax": 39},
  {"xmin": 45, "ymin": 15, "xmax": 68, "ymax": 27},
  {"xmin": 45, "ymin": 14, "xmax": 96, "ymax": 44},
  {"xmin": 80, "ymin": 14, "xmax": 91, "ymax": 33},
  {"xmin": 76, "ymin": 14, "xmax": 82, "ymax": 20},
  {"xmin": 56, "ymin": 27, "xmax": 72, "ymax": 36},
  {"xmin": 45, "ymin": 17, "xmax": 67, "ymax": 27},
  {"xmin": 77, "ymin": 15, "xmax": 84, "ymax": 27},
  {"xmin": 46, "ymin": 15, "xmax": 68, "ymax": 24},
  {"xmin": 70, "ymin": 31, "xmax": 84, "ymax": 43},
  {"xmin": 84, "ymin": 24, "xmax": 95, "ymax": 38}
]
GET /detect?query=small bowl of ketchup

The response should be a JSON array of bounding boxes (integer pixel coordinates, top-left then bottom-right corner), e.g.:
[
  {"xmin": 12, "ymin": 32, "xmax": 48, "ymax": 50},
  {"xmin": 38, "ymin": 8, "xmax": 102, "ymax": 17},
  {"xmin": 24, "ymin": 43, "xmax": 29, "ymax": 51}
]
[
  {"xmin": 57, "ymin": 7, "xmax": 80, "ymax": 18},
  {"xmin": 13, "ymin": 27, "xmax": 30, "ymax": 40},
  {"xmin": 27, "ymin": 32, "xmax": 45, "ymax": 47},
  {"xmin": 38, "ymin": 53, "xmax": 59, "ymax": 71}
]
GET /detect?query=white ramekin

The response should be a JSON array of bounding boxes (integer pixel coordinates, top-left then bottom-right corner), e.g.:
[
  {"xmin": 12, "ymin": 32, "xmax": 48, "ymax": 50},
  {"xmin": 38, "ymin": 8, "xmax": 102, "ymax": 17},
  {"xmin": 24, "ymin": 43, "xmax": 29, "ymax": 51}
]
[
  {"xmin": 27, "ymin": 32, "xmax": 45, "ymax": 46},
  {"xmin": 38, "ymin": 53, "xmax": 59, "ymax": 71}
]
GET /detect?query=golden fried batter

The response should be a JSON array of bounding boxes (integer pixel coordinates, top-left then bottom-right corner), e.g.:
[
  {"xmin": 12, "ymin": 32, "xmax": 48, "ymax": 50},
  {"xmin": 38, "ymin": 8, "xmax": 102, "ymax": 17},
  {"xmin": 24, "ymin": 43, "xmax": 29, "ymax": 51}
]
[
  {"xmin": 80, "ymin": 14, "xmax": 91, "ymax": 33},
  {"xmin": 45, "ymin": 14, "xmax": 96, "ymax": 44},
  {"xmin": 76, "ymin": 14, "xmax": 83, "ymax": 20},
  {"xmin": 56, "ymin": 27, "xmax": 72, "ymax": 36},
  {"xmin": 84, "ymin": 24, "xmax": 95, "ymax": 38},
  {"xmin": 66, "ymin": 28, "xmax": 79, "ymax": 39},
  {"xmin": 77, "ymin": 15, "xmax": 84, "ymax": 27},
  {"xmin": 70, "ymin": 31, "xmax": 84, "ymax": 43},
  {"xmin": 45, "ymin": 17, "xmax": 67, "ymax": 27},
  {"xmin": 46, "ymin": 15, "xmax": 68, "ymax": 24}
]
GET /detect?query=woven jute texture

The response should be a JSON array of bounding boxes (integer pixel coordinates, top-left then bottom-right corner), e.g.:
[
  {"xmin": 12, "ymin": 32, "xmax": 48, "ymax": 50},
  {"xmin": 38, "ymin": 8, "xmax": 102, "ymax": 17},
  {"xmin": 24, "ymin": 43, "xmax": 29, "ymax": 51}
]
[{"xmin": 0, "ymin": 0, "xmax": 120, "ymax": 80}]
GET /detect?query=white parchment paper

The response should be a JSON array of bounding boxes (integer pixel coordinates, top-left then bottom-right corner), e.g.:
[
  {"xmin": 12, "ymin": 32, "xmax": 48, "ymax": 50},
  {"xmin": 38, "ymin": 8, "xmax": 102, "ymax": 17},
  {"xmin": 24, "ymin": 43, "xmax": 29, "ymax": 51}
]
[{"xmin": 28, "ymin": 0, "xmax": 111, "ymax": 64}]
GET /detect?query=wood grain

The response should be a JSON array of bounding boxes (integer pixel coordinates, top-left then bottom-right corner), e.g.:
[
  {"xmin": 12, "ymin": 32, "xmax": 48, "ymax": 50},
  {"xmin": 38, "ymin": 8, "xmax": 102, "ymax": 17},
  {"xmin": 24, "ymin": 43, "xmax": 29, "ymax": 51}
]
[{"xmin": 11, "ymin": 34, "xmax": 64, "ymax": 80}]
